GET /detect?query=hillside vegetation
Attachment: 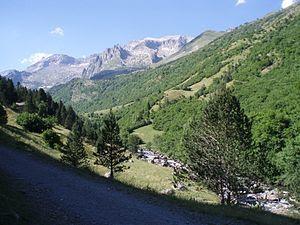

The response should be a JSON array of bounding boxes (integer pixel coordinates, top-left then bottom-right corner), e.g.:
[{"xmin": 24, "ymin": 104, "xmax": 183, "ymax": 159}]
[
  {"xmin": 51, "ymin": 4, "xmax": 300, "ymax": 197},
  {"xmin": 51, "ymin": 5, "xmax": 299, "ymax": 114}
]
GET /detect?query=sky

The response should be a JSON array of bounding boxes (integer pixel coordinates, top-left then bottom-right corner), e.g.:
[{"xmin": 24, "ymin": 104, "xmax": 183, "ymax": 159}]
[{"xmin": 0, "ymin": 0, "xmax": 298, "ymax": 71}]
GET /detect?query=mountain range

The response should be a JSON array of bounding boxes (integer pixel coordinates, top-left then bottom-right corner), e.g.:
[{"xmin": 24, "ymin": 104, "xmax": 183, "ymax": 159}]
[{"xmin": 0, "ymin": 32, "xmax": 222, "ymax": 89}]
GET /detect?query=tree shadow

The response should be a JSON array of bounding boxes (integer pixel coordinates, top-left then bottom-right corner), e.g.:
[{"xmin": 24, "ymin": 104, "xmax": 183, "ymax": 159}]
[{"xmin": 0, "ymin": 130, "xmax": 299, "ymax": 225}]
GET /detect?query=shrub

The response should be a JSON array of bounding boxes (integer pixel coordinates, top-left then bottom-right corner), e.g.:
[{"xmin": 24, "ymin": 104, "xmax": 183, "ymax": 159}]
[
  {"xmin": 127, "ymin": 134, "xmax": 142, "ymax": 153},
  {"xmin": 43, "ymin": 116, "xmax": 57, "ymax": 129},
  {"xmin": 42, "ymin": 129, "xmax": 61, "ymax": 148},
  {"xmin": 16, "ymin": 113, "xmax": 50, "ymax": 133}
]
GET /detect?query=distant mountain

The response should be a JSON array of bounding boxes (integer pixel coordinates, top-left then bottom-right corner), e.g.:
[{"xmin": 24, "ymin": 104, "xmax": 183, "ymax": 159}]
[
  {"xmin": 23, "ymin": 54, "xmax": 92, "ymax": 89},
  {"xmin": 0, "ymin": 70, "xmax": 31, "ymax": 84},
  {"xmin": 82, "ymin": 35, "xmax": 192, "ymax": 79},
  {"xmin": 157, "ymin": 31, "xmax": 225, "ymax": 65},
  {"xmin": 0, "ymin": 35, "xmax": 193, "ymax": 89}
]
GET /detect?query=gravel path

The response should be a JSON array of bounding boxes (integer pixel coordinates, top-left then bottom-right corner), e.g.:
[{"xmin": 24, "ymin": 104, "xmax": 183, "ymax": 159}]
[{"xmin": 0, "ymin": 146, "xmax": 254, "ymax": 225}]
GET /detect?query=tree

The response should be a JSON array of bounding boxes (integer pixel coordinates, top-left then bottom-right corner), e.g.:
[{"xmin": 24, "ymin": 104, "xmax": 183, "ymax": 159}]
[
  {"xmin": 0, "ymin": 77, "xmax": 17, "ymax": 106},
  {"xmin": 0, "ymin": 104, "xmax": 7, "ymax": 125},
  {"xmin": 72, "ymin": 118, "xmax": 83, "ymax": 136},
  {"xmin": 42, "ymin": 129, "xmax": 61, "ymax": 148},
  {"xmin": 36, "ymin": 88, "xmax": 47, "ymax": 103},
  {"xmin": 61, "ymin": 128, "xmax": 87, "ymax": 168},
  {"xmin": 276, "ymin": 135, "xmax": 300, "ymax": 196},
  {"xmin": 24, "ymin": 92, "xmax": 36, "ymax": 113},
  {"xmin": 127, "ymin": 134, "xmax": 142, "ymax": 153},
  {"xmin": 16, "ymin": 113, "xmax": 49, "ymax": 133},
  {"xmin": 64, "ymin": 106, "xmax": 77, "ymax": 129},
  {"xmin": 38, "ymin": 102, "xmax": 48, "ymax": 117},
  {"xmin": 183, "ymin": 88, "xmax": 252, "ymax": 204},
  {"xmin": 94, "ymin": 111, "xmax": 131, "ymax": 179},
  {"xmin": 82, "ymin": 119, "xmax": 97, "ymax": 142}
]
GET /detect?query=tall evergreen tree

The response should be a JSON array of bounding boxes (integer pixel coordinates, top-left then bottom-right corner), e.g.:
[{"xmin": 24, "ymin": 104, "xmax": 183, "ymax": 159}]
[
  {"xmin": 37, "ymin": 88, "xmax": 47, "ymax": 103},
  {"xmin": 56, "ymin": 101, "xmax": 68, "ymax": 126},
  {"xmin": 183, "ymin": 88, "xmax": 252, "ymax": 204},
  {"xmin": 0, "ymin": 77, "xmax": 17, "ymax": 106},
  {"xmin": 82, "ymin": 119, "xmax": 96, "ymax": 141},
  {"xmin": 72, "ymin": 118, "xmax": 83, "ymax": 136},
  {"xmin": 38, "ymin": 102, "xmax": 48, "ymax": 117},
  {"xmin": 24, "ymin": 92, "xmax": 36, "ymax": 113},
  {"xmin": 0, "ymin": 104, "xmax": 8, "ymax": 125},
  {"xmin": 65, "ymin": 106, "xmax": 77, "ymax": 129},
  {"xmin": 61, "ymin": 128, "xmax": 87, "ymax": 167},
  {"xmin": 94, "ymin": 111, "xmax": 131, "ymax": 179}
]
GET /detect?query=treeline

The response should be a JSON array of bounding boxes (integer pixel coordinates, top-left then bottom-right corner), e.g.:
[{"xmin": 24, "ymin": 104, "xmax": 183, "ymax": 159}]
[
  {"xmin": 0, "ymin": 76, "xmax": 131, "ymax": 179},
  {"xmin": 0, "ymin": 75, "xmax": 80, "ymax": 131}
]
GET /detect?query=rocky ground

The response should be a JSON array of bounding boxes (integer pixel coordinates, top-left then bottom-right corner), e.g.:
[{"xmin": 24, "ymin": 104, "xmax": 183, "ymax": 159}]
[{"xmin": 137, "ymin": 148, "xmax": 300, "ymax": 217}]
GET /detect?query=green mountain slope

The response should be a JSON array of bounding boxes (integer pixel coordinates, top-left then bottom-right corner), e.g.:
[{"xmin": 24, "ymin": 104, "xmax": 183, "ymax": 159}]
[
  {"xmin": 51, "ymin": 4, "xmax": 300, "ymax": 115},
  {"xmin": 51, "ymin": 4, "xmax": 300, "ymax": 194}
]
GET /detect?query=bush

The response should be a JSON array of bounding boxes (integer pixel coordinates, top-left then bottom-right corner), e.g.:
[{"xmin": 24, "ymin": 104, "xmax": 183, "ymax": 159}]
[
  {"xmin": 0, "ymin": 105, "xmax": 8, "ymax": 125},
  {"xmin": 16, "ymin": 113, "xmax": 51, "ymax": 133},
  {"xmin": 42, "ymin": 129, "xmax": 61, "ymax": 148},
  {"xmin": 127, "ymin": 134, "xmax": 142, "ymax": 153},
  {"xmin": 43, "ymin": 116, "xmax": 57, "ymax": 128}
]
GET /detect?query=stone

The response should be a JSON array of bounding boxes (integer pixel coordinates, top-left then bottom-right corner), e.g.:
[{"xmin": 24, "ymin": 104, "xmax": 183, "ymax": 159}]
[
  {"xmin": 104, "ymin": 172, "xmax": 111, "ymax": 178},
  {"xmin": 175, "ymin": 183, "xmax": 187, "ymax": 191},
  {"xmin": 161, "ymin": 188, "xmax": 174, "ymax": 195}
]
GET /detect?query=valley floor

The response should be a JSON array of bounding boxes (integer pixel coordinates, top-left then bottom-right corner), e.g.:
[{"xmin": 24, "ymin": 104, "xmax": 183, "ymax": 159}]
[{"xmin": 0, "ymin": 145, "xmax": 252, "ymax": 225}]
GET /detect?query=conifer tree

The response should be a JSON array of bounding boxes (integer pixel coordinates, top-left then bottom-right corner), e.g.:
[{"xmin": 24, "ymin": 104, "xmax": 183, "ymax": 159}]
[
  {"xmin": 24, "ymin": 92, "xmax": 36, "ymax": 113},
  {"xmin": 61, "ymin": 128, "xmax": 87, "ymax": 168},
  {"xmin": 183, "ymin": 88, "xmax": 252, "ymax": 204},
  {"xmin": 94, "ymin": 111, "xmax": 131, "ymax": 179},
  {"xmin": 72, "ymin": 118, "xmax": 83, "ymax": 136},
  {"xmin": 65, "ymin": 106, "xmax": 77, "ymax": 129},
  {"xmin": 38, "ymin": 102, "xmax": 48, "ymax": 117},
  {"xmin": 0, "ymin": 104, "xmax": 7, "ymax": 125},
  {"xmin": 37, "ymin": 88, "xmax": 47, "ymax": 103},
  {"xmin": 56, "ymin": 101, "xmax": 67, "ymax": 125}
]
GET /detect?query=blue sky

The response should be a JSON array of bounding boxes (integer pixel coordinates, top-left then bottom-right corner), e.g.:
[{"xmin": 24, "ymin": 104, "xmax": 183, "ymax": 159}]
[{"xmin": 0, "ymin": 0, "xmax": 296, "ymax": 71}]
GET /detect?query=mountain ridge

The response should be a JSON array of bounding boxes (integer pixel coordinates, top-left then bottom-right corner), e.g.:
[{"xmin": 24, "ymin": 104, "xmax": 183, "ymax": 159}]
[{"xmin": 1, "ymin": 35, "xmax": 203, "ymax": 89}]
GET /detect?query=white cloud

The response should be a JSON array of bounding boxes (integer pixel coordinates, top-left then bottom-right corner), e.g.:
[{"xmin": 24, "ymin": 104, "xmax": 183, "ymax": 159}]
[
  {"xmin": 236, "ymin": 0, "xmax": 246, "ymax": 6},
  {"xmin": 21, "ymin": 53, "xmax": 52, "ymax": 65},
  {"xmin": 281, "ymin": 0, "xmax": 299, "ymax": 9},
  {"xmin": 50, "ymin": 27, "xmax": 64, "ymax": 36}
]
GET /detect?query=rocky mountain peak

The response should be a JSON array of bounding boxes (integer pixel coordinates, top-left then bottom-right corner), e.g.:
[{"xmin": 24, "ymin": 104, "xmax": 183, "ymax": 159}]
[
  {"xmin": 26, "ymin": 54, "xmax": 78, "ymax": 73},
  {"xmin": 1, "ymin": 35, "xmax": 196, "ymax": 88}
]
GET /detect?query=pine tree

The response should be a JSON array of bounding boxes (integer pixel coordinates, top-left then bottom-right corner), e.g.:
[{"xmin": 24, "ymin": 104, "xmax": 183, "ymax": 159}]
[
  {"xmin": 183, "ymin": 88, "xmax": 252, "ymax": 204},
  {"xmin": 24, "ymin": 92, "xmax": 36, "ymax": 113},
  {"xmin": 72, "ymin": 118, "xmax": 83, "ymax": 136},
  {"xmin": 82, "ymin": 119, "xmax": 96, "ymax": 141},
  {"xmin": 0, "ymin": 104, "xmax": 8, "ymax": 125},
  {"xmin": 56, "ymin": 101, "xmax": 66, "ymax": 125},
  {"xmin": 65, "ymin": 106, "xmax": 77, "ymax": 129},
  {"xmin": 38, "ymin": 102, "xmax": 48, "ymax": 117},
  {"xmin": 0, "ymin": 77, "xmax": 17, "ymax": 106},
  {"xmin": 61, "ymin": 129, "xmax": 87, "ymax": 168},
  {"xmin": 37, "ymin": 88, "xmax": 47, "ymax": 103},
  {"xmin": 94, "ymin": 111, "xmax": 131, "ymax": 179}
]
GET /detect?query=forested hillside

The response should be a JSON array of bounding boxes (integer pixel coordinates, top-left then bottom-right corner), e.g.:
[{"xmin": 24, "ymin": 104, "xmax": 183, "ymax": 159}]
[{"xmin": 52, "ymin": 4, "xmax": 300, "ymax": 196}]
